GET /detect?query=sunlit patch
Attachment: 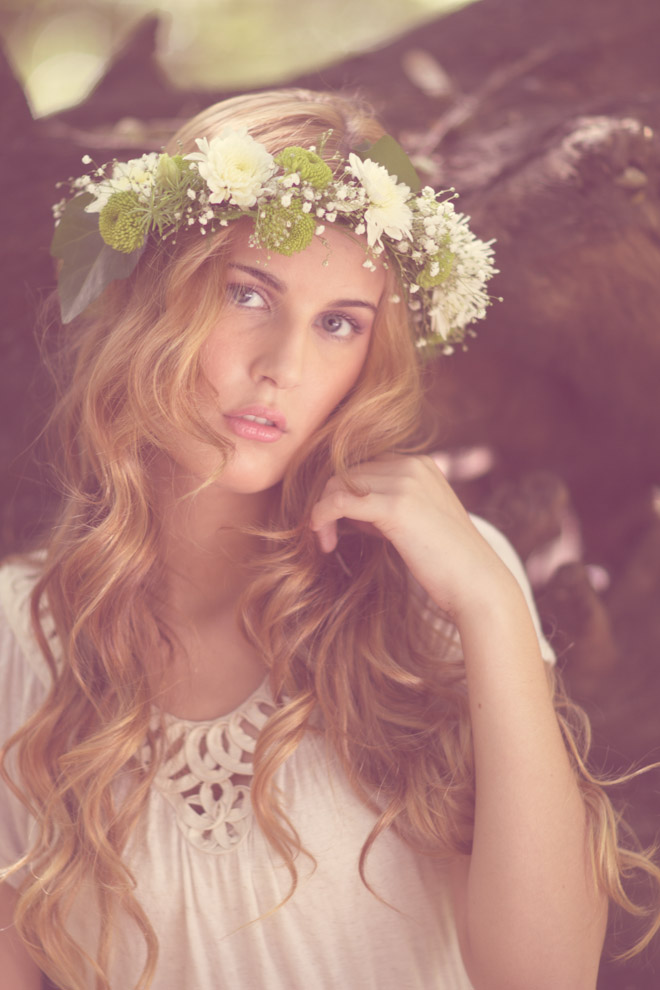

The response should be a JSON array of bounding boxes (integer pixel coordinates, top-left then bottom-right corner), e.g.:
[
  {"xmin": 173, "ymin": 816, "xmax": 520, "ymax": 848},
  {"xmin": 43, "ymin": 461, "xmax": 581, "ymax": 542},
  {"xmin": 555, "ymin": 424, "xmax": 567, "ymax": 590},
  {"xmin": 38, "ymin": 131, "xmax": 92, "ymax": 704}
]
[{"xmin": 25, "ymin": 51, "xmax": 105, "ymax": 117}]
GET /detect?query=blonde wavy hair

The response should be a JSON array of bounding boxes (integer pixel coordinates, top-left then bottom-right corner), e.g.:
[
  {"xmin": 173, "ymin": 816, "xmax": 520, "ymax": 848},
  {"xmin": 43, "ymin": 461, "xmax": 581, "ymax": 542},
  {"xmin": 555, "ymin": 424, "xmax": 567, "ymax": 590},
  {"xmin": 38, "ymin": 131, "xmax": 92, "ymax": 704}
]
[{"xmin": 2, "ymin": 89, "xmax": 659, "ymax": 989}]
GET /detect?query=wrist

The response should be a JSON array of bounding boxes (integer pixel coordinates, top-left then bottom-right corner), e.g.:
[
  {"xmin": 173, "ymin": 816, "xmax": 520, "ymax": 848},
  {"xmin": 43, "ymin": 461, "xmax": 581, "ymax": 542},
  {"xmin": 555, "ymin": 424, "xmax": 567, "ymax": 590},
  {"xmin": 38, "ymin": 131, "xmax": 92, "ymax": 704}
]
[{"xmin": 448, "ymin": 562, "xmax": 527, "ymax": 629}]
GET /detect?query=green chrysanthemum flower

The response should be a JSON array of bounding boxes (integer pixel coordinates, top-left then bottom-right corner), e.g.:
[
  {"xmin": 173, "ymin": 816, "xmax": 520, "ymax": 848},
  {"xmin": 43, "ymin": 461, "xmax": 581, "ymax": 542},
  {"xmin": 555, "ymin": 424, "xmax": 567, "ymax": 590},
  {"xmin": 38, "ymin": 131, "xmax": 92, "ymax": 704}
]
[
  {"xmin": 416, "ymin": 246, "xmax": 455, "ymax": 289},
  {"xmin": 276, "ymin": 146, "xmax": 333, "ymax": 189},
  {"xmin": 254, "ymin": 198, "xmax": 316, "ymax": 255},
  {"xmin": 98, "ymin": 191, "xmax": 147, "ymax": 253}
]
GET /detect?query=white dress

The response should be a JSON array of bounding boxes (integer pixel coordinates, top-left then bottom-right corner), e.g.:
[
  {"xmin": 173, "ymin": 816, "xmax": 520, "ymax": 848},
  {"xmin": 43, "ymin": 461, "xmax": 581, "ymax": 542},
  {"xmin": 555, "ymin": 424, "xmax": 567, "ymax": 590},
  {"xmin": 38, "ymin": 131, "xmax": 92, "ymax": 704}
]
[{"xmin": 0, "ymin": 517, "xmax": 554, "ymax": 989}]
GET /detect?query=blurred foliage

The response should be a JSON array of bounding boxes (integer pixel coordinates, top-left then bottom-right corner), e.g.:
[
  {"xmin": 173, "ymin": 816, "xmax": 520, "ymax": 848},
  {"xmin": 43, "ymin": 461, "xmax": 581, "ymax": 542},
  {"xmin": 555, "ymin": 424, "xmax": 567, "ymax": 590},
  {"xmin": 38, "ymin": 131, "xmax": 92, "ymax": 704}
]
[{"xmin": 0, "ymin": 0, "xmax": 474, "ymax": 117}]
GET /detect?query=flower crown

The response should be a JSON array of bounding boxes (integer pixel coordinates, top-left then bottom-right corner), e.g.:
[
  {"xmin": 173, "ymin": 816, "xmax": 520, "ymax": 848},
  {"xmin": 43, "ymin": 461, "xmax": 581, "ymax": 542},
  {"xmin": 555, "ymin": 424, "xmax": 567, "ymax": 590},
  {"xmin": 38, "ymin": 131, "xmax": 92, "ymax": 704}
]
[{"xmin": 51, "ymin": 127, "xmax": 497, "ymax": 353}]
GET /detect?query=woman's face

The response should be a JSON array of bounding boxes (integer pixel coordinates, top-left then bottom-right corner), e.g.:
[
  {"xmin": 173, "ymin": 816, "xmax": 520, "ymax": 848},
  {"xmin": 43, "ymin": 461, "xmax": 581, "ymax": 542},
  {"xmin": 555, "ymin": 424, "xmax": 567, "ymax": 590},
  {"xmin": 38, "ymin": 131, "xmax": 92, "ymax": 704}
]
[{"xmin": 172, "ymin": 222, "xmax": 386, "ymax": 496}]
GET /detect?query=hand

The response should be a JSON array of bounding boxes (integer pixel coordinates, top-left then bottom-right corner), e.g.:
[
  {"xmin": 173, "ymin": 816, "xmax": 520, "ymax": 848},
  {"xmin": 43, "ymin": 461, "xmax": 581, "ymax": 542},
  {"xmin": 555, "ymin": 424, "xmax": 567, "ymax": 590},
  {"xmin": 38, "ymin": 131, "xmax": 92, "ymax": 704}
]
[{"xmin": 310, "ymin": 454, "xmax": 517, "ymax": 622}]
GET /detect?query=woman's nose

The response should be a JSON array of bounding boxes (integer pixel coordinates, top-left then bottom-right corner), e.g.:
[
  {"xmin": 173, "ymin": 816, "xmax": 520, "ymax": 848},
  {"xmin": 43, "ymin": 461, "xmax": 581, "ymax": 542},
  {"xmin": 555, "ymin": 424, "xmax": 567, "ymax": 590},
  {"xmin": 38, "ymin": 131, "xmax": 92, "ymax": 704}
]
[{"xmin": 251, "ymin": 316, "xmax": 308, "ymax": 389}]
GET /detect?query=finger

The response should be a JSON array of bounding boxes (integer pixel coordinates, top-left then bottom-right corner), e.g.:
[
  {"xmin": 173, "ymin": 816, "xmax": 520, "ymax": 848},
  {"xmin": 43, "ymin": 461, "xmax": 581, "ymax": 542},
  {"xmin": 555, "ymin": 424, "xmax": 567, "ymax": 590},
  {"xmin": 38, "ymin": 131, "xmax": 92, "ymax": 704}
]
[
  {"xmin": 311, "ymin": 488, "xmax": 394, "ymax": 541},
  {"xmin": 316, "ymin": 519, "xmax": 338, "ymax": 554},
  {"xmin": 312, "ymin": 474, "xmax": 388, "ymax": 553},
  {"xmin": 315, "ymin": 517, "xmax": 384, "ymax": 553},
  {"xmin": 316, "ymin": 469, "xmax": 435, "ymax": 520},
  {"xmin": 319, "ymin": 456, "xmax": 445, "ymax": 500}
]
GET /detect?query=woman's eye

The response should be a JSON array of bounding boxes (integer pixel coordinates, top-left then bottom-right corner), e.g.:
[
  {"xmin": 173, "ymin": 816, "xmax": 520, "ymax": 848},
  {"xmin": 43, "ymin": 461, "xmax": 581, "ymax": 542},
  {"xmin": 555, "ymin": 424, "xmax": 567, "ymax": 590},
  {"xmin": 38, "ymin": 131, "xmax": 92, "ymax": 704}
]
[
  {"xmin": 319, "ymin": 312, "xmax": 360, "ymax": 339},
  {"xmin": 227, "ymin": 283, "xmax": 267, "ymax": 308}
]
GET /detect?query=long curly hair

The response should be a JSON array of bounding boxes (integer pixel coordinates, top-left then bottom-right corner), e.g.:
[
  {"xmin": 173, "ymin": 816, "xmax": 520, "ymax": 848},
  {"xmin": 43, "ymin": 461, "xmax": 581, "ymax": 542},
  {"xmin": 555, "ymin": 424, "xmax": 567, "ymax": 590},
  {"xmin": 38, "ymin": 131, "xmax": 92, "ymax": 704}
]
[{"xmin": 1, "ymin": 89, "xmax": 659, "ymax": 990}]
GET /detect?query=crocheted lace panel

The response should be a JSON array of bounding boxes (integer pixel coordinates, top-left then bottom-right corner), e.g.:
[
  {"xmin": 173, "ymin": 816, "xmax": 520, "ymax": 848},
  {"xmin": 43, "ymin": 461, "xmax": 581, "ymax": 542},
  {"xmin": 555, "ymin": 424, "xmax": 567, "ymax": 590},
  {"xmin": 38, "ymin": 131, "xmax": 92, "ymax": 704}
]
[{"xmin": 147, "ymin": 690, "xmax": 276, "ymax": 855}]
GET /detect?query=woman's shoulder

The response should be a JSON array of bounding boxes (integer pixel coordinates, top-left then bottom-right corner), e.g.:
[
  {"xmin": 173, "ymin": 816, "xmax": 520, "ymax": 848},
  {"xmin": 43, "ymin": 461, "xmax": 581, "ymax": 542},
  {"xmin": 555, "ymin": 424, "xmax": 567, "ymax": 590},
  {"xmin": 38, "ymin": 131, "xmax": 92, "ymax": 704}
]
[{"xmin": 0, "ymin": 553, "xmax": 53, "ymax": 690}]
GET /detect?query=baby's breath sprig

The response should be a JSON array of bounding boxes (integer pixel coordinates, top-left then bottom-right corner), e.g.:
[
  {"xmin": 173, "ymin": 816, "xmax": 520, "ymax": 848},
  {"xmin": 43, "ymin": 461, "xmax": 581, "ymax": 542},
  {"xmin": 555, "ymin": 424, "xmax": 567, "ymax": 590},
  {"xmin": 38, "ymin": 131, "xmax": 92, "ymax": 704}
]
[{"xmin": 51, "ymin": 127, "xmax": 497, "ymax": 352}]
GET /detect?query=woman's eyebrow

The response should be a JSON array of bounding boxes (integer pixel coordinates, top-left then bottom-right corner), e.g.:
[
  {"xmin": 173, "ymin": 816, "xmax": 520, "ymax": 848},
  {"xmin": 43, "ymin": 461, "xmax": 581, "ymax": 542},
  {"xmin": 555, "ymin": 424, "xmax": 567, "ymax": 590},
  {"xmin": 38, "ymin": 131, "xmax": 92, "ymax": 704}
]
[
  {"xmin": 228, "ymin": 263, "xmax": 378, "ymax": 312},
  {"xmin": 229, "ymin": 263, "xmax": 284, "ymax": 292},
  {"xmin": 330, "ymin": 298, "xmax": 377, "ymax": 312}
]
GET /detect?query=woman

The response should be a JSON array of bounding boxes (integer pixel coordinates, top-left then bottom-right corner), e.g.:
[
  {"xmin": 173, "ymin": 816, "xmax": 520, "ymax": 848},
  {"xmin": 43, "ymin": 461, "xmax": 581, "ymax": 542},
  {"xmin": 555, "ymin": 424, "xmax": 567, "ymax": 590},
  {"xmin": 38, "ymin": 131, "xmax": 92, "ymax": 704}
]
[{"xmin": 0, "ymin": 88, "xmax": 656, "ymax": 989}]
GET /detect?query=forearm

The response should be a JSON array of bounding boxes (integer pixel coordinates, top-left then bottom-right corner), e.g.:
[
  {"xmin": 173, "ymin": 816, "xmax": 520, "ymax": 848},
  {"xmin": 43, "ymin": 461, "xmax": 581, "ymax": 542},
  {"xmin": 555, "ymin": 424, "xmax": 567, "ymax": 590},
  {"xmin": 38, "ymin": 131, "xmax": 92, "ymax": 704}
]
[
  {"xmin": 310, "ymin": 457, "xmax": 608, "ymax": 983},
  {"xmin": 452, "ymin": 576, "xmax": 607, "ymax": 990}
]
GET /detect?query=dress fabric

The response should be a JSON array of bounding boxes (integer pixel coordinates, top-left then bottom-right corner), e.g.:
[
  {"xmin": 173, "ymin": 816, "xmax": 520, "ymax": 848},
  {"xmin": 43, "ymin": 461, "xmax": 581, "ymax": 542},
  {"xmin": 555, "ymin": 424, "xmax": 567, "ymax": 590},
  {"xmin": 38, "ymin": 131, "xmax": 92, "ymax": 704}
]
[{"xmin": 0, "ymin": 516, "xmax": 554, "ymax": 990}]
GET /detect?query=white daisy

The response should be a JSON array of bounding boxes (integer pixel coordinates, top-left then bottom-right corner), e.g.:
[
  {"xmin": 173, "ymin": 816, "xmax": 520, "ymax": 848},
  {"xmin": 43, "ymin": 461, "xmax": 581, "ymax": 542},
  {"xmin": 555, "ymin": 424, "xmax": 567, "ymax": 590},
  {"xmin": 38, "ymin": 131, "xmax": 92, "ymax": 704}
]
[{"xmin": 348, "ymin": 154, "xmax": 413, "ymax": 247}]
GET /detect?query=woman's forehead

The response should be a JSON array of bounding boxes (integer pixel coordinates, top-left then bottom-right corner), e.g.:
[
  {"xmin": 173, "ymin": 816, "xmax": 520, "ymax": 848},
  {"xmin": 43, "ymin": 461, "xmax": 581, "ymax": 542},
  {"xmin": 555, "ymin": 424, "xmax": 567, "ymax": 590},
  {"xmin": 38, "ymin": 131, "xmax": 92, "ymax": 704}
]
[{"xmin": 226, "ymin": 222, "xmax": 387, "ymax": 305}]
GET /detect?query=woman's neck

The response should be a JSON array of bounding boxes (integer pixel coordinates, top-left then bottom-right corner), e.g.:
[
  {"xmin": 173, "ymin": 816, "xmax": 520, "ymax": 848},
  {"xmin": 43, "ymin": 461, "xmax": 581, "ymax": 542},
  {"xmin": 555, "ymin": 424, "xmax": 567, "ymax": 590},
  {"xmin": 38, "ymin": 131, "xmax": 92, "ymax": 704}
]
[
  {"xmin": 147, "ymin": 456, "xmax": 276, "ymax": 719},
  {"xmin": 153, "ymin": 455, "xmax": 275, "ymax": 619}
]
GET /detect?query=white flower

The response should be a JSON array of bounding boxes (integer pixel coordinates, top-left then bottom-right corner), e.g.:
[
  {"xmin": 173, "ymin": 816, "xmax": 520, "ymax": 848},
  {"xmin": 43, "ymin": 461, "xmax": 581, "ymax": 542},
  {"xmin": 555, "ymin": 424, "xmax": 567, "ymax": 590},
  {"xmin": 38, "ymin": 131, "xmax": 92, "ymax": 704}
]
[
  {"xmin": 429, "ymin": 298, "xmax": 450, "ymax": 340},
  {"xmin": 347, "ymin": 154, "xmax": 413, "ymax": 248},
  {"xmin": 428, "ymin": 235, "xmax": 495, "ymax": 337},
  {"xmin": 185, "ymin": 127, "xmax": 276, "ymax": 209},
  {"xmin": 84, "ymin": 153, "xmax": 161, "ymax": 213}
]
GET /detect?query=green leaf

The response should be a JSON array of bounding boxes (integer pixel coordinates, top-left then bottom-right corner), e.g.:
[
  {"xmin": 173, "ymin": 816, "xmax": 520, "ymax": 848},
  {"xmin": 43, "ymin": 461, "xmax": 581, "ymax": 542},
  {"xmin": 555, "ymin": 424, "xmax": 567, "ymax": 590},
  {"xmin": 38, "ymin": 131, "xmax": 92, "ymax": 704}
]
[
  {"xmin": 50, "ymin": 194, "xmax": 144, "ymax": 323},
  {"xmin": 356, "ymin": 135, "xmax": 422, "ymax": 193}
]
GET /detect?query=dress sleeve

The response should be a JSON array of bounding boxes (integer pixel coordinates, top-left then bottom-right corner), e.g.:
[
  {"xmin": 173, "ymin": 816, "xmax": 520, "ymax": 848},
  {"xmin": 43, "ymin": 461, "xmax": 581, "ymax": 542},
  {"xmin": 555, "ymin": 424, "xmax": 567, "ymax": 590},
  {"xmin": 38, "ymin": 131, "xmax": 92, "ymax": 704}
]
[
  {"xmin": 469, "ymin": 513, "xmax": 556, "ymax": 665},
  {"xmin": 0, "ymin": 560, "xmax": 52, "ymax": 885}
]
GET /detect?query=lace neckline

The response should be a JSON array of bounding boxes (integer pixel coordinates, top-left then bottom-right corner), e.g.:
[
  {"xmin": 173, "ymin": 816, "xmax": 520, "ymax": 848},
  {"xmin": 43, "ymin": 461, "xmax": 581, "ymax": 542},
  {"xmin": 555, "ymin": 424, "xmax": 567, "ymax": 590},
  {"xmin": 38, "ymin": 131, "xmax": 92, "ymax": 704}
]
[{"xmin": 146, "ymin": 681, "xmax": 277, "ymax": 855}]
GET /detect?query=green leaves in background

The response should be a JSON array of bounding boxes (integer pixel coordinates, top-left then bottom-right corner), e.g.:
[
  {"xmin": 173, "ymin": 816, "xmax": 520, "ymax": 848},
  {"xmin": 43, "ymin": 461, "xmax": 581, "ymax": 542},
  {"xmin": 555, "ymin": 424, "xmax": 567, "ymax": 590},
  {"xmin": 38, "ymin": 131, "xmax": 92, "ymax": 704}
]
[
  {"xmin": 355, "ymin": 135, "xmax": 422, "ymax": 192},
  {"xmin": 50, "ymin": 194, "xmax": 144, "ymax": 323}
]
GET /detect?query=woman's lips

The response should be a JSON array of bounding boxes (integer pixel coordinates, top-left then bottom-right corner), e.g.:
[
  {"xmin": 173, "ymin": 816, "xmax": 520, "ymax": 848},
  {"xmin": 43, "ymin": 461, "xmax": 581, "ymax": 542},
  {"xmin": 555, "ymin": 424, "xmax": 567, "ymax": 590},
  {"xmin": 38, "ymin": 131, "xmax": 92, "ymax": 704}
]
[{"xmin": 224, "ymin": 405, "xmax": 287, "ymax": 443}]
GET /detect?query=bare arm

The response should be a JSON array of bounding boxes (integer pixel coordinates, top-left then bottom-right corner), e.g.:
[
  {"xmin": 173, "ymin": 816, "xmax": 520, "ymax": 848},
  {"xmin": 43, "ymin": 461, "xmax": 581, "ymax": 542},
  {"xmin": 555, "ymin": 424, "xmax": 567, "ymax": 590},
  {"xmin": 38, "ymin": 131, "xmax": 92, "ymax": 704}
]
[
  {"xmin": 311, "ymin": 454, "xmax": 607, "ymax": 989},
  {"xmin": 447, "ymin": 578, "xmax": 607, "ymax": 990},
  {"xmin": 0, "ymin": 883, "xmax": 44, "ymax": 989}
]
